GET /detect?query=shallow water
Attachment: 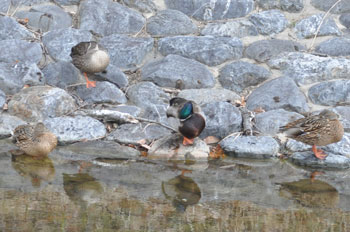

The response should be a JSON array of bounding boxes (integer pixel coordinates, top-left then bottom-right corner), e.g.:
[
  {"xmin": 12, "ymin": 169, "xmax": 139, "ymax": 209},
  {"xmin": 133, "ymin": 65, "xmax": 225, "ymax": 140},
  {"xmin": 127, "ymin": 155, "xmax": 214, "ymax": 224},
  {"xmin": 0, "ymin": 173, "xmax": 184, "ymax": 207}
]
[{"xmin": 1, "ymin": 139, "xmax": 350, "ymax": 232}]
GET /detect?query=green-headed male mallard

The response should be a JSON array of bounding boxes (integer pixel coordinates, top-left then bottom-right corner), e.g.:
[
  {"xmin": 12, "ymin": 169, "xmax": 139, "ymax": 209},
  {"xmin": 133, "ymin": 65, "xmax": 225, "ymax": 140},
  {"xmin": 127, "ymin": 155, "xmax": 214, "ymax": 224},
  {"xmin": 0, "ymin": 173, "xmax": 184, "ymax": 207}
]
[
  {"xmin": 13, "ymin": 123, "xmax": 57, "ymax": 158},
  {"xmin": 280, "ymin": 109, "xmax": 344, "ymax": 159},
  {"xmin": 166, "ymin": 97, "xmax": 206, "ymax": 146},
  {"xmin": 70, "ymin": 41, "xmax": 110, "ymax": 88}
]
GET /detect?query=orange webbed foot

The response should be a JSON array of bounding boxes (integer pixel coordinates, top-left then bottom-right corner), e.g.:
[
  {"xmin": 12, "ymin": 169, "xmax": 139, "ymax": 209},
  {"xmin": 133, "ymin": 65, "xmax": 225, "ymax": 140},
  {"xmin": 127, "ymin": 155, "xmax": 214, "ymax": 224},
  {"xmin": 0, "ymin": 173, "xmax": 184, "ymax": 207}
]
[
  {"xmin": 312, "ymin": 145, "xmax": 327, "ymax": 160},
  {"xmin": 84, "ymin": 72, "xmax": 96, "ymax": 88},
  {"xmin": 182, "ymin": 137, "xmax": 194, "ymax": 146}
]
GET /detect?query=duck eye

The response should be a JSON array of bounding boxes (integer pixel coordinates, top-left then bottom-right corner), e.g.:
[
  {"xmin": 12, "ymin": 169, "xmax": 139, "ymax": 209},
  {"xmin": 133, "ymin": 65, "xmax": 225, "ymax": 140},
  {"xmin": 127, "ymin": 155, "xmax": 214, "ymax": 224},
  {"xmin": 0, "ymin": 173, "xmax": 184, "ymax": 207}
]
[{"xmin": 179, "ymin": 102, "xmax": 192, "ymax": 119}]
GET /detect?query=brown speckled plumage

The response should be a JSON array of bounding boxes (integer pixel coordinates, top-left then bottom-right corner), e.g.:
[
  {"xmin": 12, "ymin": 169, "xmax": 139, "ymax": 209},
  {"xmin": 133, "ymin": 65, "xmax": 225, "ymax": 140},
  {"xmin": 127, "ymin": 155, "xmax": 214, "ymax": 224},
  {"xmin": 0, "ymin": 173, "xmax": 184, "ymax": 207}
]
[
  {"xmin": 13, "ymin": 123, "xmax": 57, "ymax": 157},
  {"xmin": 70, "ymin": 41, "xmax": 110, "ymax": 73},
  {"xmin": 280, "ymin": 109, "xmax": 344, "ymax": 147}
]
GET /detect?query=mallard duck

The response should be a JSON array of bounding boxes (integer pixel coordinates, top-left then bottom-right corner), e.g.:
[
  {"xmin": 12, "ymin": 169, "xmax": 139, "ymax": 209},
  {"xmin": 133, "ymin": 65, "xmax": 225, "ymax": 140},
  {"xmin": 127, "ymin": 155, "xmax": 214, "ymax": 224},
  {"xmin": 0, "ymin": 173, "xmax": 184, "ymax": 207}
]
[
  {"xmin": 70, "ymin": 41, "xmax": 110, "ymax": 88},
  {"xmin": 280, "ymin": 109, "xmax": 344, "ymax": 159},
  {"xmin": 13, "ymin": 123, "xmax": 57, "ymax": 158},
  {"xmin": 166, "ymin": 97, "xmax": 206, "ymax": 145}
]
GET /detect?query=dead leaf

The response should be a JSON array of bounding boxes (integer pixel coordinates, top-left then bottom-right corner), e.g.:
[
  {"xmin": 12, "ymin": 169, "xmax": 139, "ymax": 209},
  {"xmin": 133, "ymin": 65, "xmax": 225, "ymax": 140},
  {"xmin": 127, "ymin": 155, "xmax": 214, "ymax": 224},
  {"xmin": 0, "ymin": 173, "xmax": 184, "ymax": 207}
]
[
  {"xmin": 209, "ymin": 144, "xmax": 225, "ymax": 159},
  {"xmin": 204, "ymin": 136, "xmax": 220, "ymax": 144},
  {"xmin": 17, "ymin": 18, "xmax": 29, "ymax": 25},
  {"xmin": 2, "ymin": 103, "xmax": 8, "ymax": 111},
  {"xmin": 253, "ymin": 107, "xmax": 265, "ymax": 113},
  {"xmin": 140, "ymin": 151, "xmax": 148, "ymax": 157}
]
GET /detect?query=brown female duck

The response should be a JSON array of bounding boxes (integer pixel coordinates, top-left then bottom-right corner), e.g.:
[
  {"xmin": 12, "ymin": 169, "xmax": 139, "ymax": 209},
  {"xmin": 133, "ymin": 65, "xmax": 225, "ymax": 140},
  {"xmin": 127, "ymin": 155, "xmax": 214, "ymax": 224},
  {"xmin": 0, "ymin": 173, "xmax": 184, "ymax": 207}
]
[
  {"xmin": 280, "ymin": 109, "xmax": 344, "ymax": 159},
  {"xmin": 166, "ymin": 97, "xmax": 206, "ymax": 145},
  {"xmin": 70, "ymin": 41, "xmax": 110, "ymax": 88},
  {"xmin": 13, "ymin": 123, "xmax": 57, "ymax": 158}
]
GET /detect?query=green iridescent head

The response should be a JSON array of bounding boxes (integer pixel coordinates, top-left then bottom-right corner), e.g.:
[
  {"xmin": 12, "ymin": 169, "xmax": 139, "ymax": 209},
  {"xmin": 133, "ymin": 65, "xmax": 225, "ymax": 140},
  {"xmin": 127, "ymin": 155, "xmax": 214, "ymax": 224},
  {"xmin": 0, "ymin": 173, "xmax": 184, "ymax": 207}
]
[{"xmin": 179, "ymin": 101, "xmax": 193, "ymax": 120}]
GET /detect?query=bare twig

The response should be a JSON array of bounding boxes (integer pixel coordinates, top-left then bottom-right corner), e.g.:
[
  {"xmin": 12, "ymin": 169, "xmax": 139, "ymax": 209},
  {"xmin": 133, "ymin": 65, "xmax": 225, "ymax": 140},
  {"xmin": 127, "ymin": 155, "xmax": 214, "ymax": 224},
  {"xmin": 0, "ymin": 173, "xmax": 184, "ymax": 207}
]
[
  {"xmin": 135, "ymin": 117, "xmax": 177, "ymax": 132},
  {"xmin": 309, "ymin": 0, "xmax": 342, "ymax": 51}
]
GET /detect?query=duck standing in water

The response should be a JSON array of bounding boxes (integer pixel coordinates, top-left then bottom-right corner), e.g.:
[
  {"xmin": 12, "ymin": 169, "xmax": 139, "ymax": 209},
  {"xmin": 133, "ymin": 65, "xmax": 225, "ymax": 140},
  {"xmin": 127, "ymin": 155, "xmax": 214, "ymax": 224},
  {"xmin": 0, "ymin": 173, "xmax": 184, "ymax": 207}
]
[
  {"xmin": 166, "ymin": 97, "xmax": 206, "ymax": 145},
  {"xmin": 280, "ymin": 109, "xmax": 344, "ymax": 159},
  {"xmin": 12, "ymin": 123, "xmax": 58, "ymax": 158},
  {"xmin": 70, "ymin": 41, "xmax": 110, "ymax": 88}
]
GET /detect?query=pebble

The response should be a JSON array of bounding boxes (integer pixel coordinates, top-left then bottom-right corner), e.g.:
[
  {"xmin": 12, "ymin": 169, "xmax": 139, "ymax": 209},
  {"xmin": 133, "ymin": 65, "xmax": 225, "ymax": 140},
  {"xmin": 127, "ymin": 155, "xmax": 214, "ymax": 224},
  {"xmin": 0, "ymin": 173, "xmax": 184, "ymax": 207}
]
[
  {"xmin": 311, "ymin": 0, "xmax": 350, "ymax": 14},
  {"xmin": 220, "ymin": 135, "xmax": 280, "ymax": 159},
  {"xmin": 257, "ymin": 0, "xmax": 304, "ymax": 13}
]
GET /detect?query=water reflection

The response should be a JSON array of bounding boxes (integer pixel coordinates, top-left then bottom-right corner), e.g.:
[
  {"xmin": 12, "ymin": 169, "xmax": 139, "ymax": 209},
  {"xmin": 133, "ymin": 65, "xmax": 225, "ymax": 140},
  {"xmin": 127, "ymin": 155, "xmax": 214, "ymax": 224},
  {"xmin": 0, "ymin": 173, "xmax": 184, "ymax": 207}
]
[
  {"xmin": 162, "ymin": 174, "xmax": 201, "ymax": 212},
  {"xmin": 11, "ymin": 154, "xmax": 55, "ymax": 188},
  {"xmin": 63, "ymin": 173, "xmax": 103, "ymax": 207},
  {"xmin": 279, "ymin": 178, "xmax": 339, "ymax": 208}
]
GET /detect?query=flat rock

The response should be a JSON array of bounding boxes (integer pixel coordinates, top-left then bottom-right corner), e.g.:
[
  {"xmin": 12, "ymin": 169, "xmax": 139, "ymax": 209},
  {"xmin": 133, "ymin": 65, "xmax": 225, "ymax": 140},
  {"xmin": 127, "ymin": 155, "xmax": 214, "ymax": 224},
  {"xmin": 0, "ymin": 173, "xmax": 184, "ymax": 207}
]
[
  {"xmin": 0, "ymin": 113, "xmax": 26, "ymax": 139},
  {"xmin": 54, "ymin": 0, "xmax": 81, "ymax": 5},
  {"xmin": 268, "ymin": 52, "xmax": 350, "ymax": 86},
  {"xmin": 100, "ymin": 34, "xmax": 153, "ymax": 70},
  {"xmin": 122, "ymin": 0, "xmax": 157, "ymax": 13},
  {"xmin": 177, "ymin": 88, "xmax": 240, "ymax": 105},
  {"xmin": 95, "ymin": 64, "xmax": 128, "ymax": 89},
  {"xmin": 285, "ymin": 133, "xmax": 350, "ymax": 157},
  {"xmin": 53, "ymin": 140, "xmax": 140, "ymax": 161},
  {"xmin": 255, "ymin": 109, "xmax": 303, "ymax": 135},
  {"xmin": 340, "ymin": 13, "xmax": 350, "ymax": 28},
  {"xmin": 246, "ymin": 76, "xmax": 309, "ymax": 114},
  {"xmin": 158, "ymin": 36, "xmax": 243, "ymax": 66},
  {"xmin": 294, "ymin": 13, "xmax": 340, "ymax": 39},
  {"xmin": 127, "ymin": 81, "xmax": 169, "ymax": 108},
  {"xmin": 201, "ymin": 18, "xmax": 258, "ymax": 38},
  {"xmin": 0, "ymin": 39, "xmax": 42, "ymax": 64},
  {"xmin": 249, "ymin": 10, "xmax": 288, "ymax": 35},
  {"xmin": 257, "ymin": 0, "xmax": 304, "ymax": 12},
  {"xmin": 219, "ymin": 61, "xmax": 271, "ymax": 93},
  {"xmin": 141, "ymin": 54, "xmax": 215, "ymax": 89},
  {"xmin": 244, "ymin": 39, "xmax": 305, "ymax": 63},
  {"xmin": 75, "ymin": 81, "xmax": 127, "ymax": 104},
  {"xmin": 44, "ymin": 115, "xmax": 106, "ymax": 145},
  {"xmin": 334, "ymin": 106, "xmax": 350, "ymax": 132},
  {"xmin": 42, "ymin": 61, "xmax": 80, "ymax": 89},
  {"xmin": 0, "ymin": 62, "xmax": 44, "ymax": 95},
  {"xmin": 8, "ymin": 86, "xmax": 77, "ymax": 122},
  {"xmin": 106, "ymin": 123, "xmax": 172, "ymax": 144},
  {"xmin": 15, "ymin": 4, "xmax": 72, "ymax": 32},
  {"xmin": 315, "ymin": 37, "xmax": 350, "ymax": 56},
  {"xmin": 0, "ymin": 16, "xmax": 34, "ymax": 40},
  {"xmin": 148, "ymin": 134, "xmax": 209, "ymax": 160},
  {"xmin": 0, "ymin": 89, "xmax": 4, "ymax": 110},
  {"xmin": 165, "ymin": 0, "xmax": 254, "ymax": 21},
  {"xmin": 146, "ymin": 9, "xmax": 197, "ymax": 36},
  {"xmin": 289, "ymin": 152, "xmax": 350, "ymax": 169},
  {"xmin": 126, "ymin": 81, "xmax": 169, "ymax": 122},
  {"xmin": 311, "ymin": 0, "xmax": 350, "ymax": 14},
  {"xmin": 200, "ymin": 101, "xmax": 242, "ymax": 139},
  {"xmin": 79, "ymin": 0, "xmax": 145, "ymax": 36},
  {"xmin": 308, "ymin": 80, "xmax": 350, "ymax": 106},
  {"xmin": 42, "ymin": 28, "xmax": 93, "ymax": 62},
  {"xmin": 220, "ymin": 135, "xmax": 280, "ymax": 159}
]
